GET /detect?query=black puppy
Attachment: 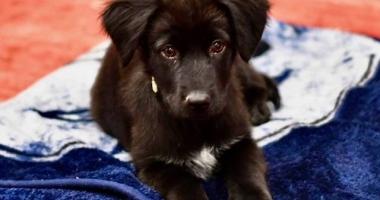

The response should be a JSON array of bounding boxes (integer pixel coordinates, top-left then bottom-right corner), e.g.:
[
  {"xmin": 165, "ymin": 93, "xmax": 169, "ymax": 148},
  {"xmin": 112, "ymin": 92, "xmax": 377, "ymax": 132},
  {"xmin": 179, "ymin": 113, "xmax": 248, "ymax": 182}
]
[{"xmin": 91, "ymin": 0, "xmax": 280, "ymax": 199}]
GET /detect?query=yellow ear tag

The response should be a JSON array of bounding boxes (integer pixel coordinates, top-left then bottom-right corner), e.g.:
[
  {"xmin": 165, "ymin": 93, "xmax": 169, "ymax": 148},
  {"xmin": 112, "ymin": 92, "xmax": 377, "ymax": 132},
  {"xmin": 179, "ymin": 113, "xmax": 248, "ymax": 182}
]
[{"xmin": 151, "ymin": 77, "xmax": 158, "ymax": 94}]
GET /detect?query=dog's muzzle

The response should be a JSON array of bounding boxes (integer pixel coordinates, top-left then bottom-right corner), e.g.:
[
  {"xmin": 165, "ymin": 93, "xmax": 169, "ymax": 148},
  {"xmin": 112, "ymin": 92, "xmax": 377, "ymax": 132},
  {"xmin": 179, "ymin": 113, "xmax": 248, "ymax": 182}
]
[{"xmin": 185, "ymin": 91, "xmax": 210, "ymax": 112}]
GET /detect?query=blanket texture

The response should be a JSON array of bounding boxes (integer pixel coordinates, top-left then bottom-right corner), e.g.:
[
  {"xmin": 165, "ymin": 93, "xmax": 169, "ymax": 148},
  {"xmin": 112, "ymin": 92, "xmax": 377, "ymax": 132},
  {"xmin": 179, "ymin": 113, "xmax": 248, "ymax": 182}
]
[{"xmin": 1, "ymin": 20, "xmax": 380, "ymax": 200}]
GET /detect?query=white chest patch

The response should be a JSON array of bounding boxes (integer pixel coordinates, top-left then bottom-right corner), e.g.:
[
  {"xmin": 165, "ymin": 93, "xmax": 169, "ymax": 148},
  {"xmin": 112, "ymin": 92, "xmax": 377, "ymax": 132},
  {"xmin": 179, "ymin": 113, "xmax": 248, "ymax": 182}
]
[
  {"xmin": 156, "ymin": 137, "xmax": 244, "ymax": 180},
  {"xmin": 187, "ymin": 147, "xmax": 217, "ymax": 180}
]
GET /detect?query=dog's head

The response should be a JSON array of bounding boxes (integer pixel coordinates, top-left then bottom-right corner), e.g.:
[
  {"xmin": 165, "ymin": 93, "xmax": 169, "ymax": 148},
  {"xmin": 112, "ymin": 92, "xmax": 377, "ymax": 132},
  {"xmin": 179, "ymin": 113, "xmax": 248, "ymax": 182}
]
[{"xmin": 103, "ymin": 0, "xmax": 269, "ymax": 119}]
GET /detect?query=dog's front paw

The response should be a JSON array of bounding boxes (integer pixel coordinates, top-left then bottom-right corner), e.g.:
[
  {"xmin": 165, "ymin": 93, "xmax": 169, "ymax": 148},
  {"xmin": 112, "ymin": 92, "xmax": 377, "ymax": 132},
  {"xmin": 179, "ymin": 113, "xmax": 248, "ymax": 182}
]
[
  {"xmin": 228, "ymin": 187, "xmax": 272, "ymax": 200},
  {"xmin": 227, "ymin": 178, "xmax": 272, "ymax": 200},
  {"xmin": 166, "ymin": 185, "xmax": 209, "ymax": 200},
  {"xmin": 229, "ymin": 192, "xmax": 272, "ymax": 200}
]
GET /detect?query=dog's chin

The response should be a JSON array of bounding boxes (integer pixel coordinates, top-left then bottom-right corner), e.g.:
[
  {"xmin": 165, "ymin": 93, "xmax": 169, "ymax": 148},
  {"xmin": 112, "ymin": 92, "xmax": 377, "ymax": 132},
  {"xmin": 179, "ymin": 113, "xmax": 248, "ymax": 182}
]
[{"xmin": 185, "ymin": 110, "xmax": 213, "ymax": 121}]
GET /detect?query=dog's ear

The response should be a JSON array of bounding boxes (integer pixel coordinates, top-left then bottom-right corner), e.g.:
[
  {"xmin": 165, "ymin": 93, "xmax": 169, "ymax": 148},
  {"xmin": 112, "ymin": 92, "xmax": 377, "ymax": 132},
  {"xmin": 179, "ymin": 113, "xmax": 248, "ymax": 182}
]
[
  {"xmin": 102, "ymin": 0, "xmax": 156, "ymax": 66},
  {"xmin": 219, "ymin": 0, "xmax": 269, "ymax": 62}
]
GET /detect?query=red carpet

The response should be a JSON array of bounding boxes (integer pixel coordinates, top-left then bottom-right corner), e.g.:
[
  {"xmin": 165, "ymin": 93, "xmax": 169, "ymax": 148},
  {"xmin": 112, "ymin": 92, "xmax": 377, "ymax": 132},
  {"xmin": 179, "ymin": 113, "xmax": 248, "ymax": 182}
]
[
  {"xmin": 1, "ymin": 0, "xmax": 380, "ymax": 101},
  {"xmin": 270, "ymin": 0, "xmax": 380, "ymax": 38},
  {"xmin": 0, "ymin": 0, "xmax": 105, "ymax": 100}
]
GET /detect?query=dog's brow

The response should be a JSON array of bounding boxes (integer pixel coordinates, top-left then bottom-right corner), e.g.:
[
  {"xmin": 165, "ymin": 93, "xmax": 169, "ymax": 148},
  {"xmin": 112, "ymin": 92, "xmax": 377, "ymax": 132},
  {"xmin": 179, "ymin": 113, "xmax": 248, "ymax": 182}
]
[
  {"xmin": 154, "ymin": 34, "xmax": 171, "ymax": 49},
  {"xmin": 213, "ymin": 29, "xmax": 230, "ymax": 41}
]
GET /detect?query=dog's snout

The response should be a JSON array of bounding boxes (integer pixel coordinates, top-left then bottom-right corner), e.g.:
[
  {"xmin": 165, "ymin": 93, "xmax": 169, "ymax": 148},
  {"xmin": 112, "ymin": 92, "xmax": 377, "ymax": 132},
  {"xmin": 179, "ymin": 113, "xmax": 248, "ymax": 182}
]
[{"xmin": 185, "ymin": 91, "xmax": 210, "ymax": 110}]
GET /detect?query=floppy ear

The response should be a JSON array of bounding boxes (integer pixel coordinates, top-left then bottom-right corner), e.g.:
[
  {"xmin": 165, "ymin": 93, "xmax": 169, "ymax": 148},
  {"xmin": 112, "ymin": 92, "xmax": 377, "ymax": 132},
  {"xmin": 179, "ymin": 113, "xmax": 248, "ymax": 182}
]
[
  {"xmin": 102, "ymin": 0, "xmax": 156, "ymax": 66},
  {"xmin": 219, "ymin": 0, "xmax": 269, "ymax": 62}
]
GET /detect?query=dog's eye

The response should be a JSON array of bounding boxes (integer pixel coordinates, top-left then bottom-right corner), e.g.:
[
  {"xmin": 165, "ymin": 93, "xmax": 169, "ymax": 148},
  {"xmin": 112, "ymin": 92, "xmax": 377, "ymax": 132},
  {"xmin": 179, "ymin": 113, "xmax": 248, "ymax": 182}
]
[
  {"xmin": 209, "ymin": 40, "xmax": 226, "ymax": 55},
  {"xmin": 160, "ymin": 46, "xmax": 178, "ymax": 59}
]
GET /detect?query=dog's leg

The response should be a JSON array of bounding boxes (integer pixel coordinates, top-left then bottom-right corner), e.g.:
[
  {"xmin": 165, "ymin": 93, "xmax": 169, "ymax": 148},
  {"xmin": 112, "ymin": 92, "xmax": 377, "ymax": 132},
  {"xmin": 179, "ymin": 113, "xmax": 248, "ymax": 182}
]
[
  {"xmin": 249, "ymin": 74, "xmax": 281, "ymax": 125},
  {"xmin": 261, "ymin": 74, "xmax": 281, "ymax": 110},
  {"xmin": 221, "ymin": 138, "xmax": 272, "ymax": 200},
  {"xmin": 138, "ymin": 162, "xmax": 208, "ymax": 200},
  {"xmin": 236, "ymin": 62, "xmax": 281, "ymax": 125}
]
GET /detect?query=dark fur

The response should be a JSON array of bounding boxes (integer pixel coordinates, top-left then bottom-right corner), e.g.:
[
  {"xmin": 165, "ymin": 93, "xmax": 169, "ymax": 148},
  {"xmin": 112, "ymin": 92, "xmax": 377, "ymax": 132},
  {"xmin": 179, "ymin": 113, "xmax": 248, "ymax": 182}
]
[{"xmin": 91, "ymin": 0, "xmax": 280, "ymax": 199}]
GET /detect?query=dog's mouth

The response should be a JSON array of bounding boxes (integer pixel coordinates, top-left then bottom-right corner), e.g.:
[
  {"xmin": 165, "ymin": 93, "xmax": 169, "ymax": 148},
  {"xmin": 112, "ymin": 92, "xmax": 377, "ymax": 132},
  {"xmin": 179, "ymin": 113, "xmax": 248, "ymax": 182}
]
[
  {"xmin": 172, "ymin": 104, "xmax": 214, "ymax": 120},
  {"xmin": 185, "ymin": 106, "xmax": 211, "ymax": 120}
]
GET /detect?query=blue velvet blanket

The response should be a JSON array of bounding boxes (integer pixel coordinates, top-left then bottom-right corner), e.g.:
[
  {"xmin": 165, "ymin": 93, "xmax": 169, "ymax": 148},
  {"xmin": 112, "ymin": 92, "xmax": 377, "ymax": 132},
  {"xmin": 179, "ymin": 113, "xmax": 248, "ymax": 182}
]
[{"xmin": 1, "ymin": 20, "xmax": 380, "ymax": 200}]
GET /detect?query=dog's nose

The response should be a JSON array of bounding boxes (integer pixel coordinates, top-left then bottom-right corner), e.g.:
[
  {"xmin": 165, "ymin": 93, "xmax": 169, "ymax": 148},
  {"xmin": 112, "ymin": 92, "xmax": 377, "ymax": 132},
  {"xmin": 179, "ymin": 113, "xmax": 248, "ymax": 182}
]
[{"xmin": 185, "ymin": 91, "xmax": 210, "ymax": 110}]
